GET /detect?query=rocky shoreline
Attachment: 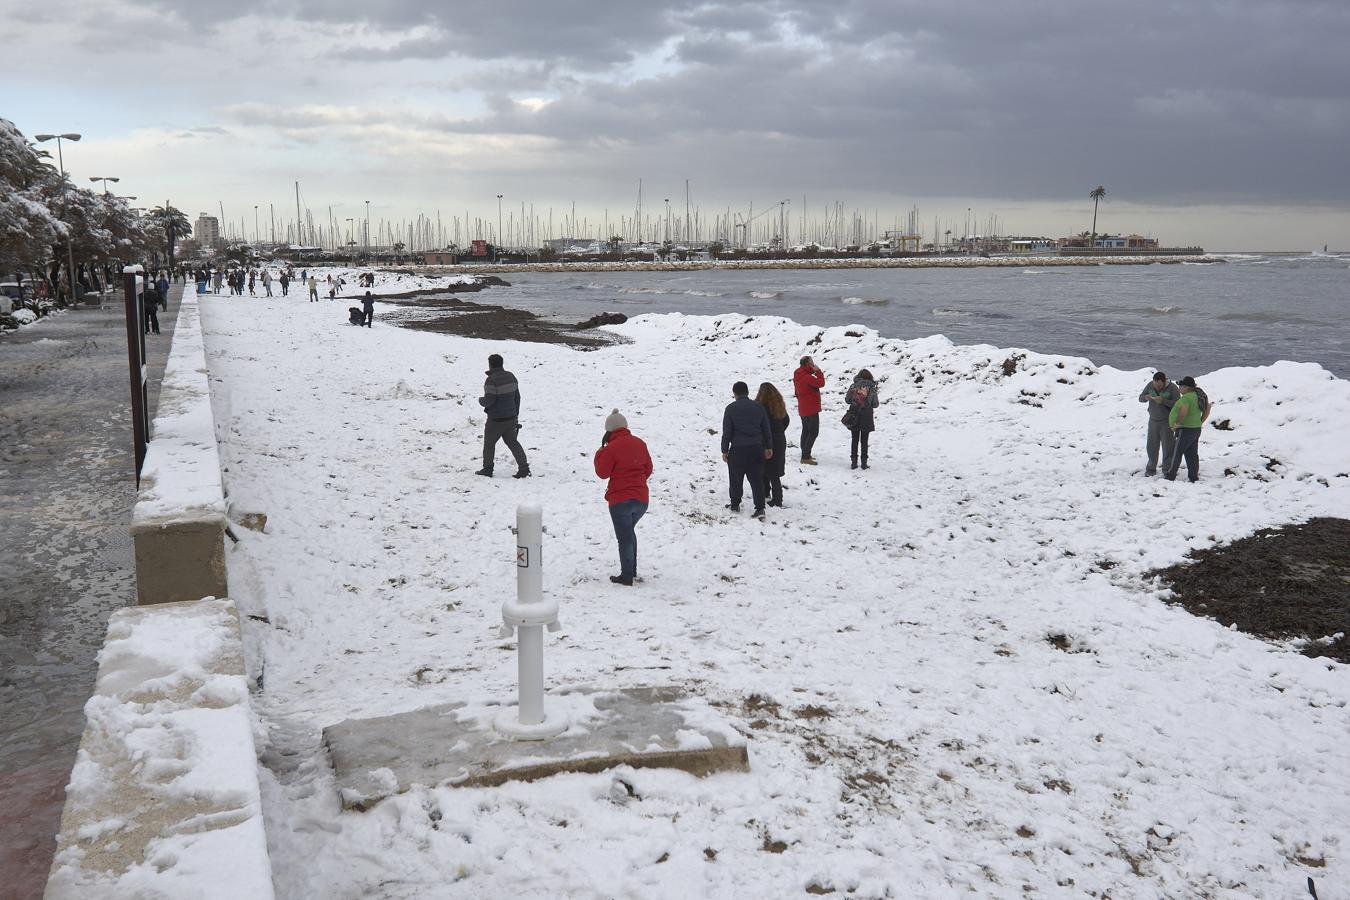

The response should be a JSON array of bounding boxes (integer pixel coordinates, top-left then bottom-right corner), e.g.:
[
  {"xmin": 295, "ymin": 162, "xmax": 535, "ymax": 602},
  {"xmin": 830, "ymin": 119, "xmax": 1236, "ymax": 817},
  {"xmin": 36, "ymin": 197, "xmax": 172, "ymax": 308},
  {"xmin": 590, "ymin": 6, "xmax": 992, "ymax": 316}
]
[
  {"xmin": 379, "ymin": 294, "xmax": 626, "ymax": 349},
  {"xmin": 412, "ymin": 253, "xmax": 1219, "ymax": 276}
]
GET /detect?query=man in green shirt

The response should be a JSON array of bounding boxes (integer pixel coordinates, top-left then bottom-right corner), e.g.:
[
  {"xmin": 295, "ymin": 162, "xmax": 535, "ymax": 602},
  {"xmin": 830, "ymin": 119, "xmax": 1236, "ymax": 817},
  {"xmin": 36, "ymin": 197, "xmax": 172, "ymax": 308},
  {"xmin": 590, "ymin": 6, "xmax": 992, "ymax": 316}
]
[{"xmin": 1164, "ymin": 376, "xmax": 1209, "ymax": 482}]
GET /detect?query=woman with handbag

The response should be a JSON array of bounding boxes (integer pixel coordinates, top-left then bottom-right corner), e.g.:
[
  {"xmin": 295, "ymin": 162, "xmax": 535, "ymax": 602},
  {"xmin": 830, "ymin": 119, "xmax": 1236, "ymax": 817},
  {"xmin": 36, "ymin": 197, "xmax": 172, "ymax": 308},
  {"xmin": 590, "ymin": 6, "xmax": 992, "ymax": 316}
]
[{"xmin": 843, "ymin": 369, "xmax": 879, "ymax": 469}]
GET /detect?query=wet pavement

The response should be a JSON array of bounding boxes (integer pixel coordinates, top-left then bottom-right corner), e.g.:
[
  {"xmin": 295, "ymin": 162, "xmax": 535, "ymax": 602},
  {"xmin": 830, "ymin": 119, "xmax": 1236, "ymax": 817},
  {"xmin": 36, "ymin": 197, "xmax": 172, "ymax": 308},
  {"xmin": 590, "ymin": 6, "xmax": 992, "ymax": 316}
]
[{"xmin": 0, "ymin": 289, "xmax": 179, "ymax": 900}]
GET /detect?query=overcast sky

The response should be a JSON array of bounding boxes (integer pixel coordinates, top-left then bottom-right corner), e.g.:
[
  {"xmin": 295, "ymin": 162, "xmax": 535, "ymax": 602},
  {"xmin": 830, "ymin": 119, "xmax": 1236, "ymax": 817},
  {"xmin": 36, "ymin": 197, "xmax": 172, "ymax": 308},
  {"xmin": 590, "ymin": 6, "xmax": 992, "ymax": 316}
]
[{"xmin": 5, "ymin": 0, "xmax": 1348, "ymax": 250}]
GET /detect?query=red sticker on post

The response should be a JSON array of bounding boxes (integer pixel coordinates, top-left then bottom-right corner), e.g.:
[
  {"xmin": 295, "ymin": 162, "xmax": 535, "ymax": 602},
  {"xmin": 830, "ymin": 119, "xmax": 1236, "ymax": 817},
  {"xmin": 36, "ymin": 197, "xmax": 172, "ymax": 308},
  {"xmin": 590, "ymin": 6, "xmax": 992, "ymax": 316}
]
[{"xmin": 516, "ymin": 547, "xmax": 528, "ymax": 567}]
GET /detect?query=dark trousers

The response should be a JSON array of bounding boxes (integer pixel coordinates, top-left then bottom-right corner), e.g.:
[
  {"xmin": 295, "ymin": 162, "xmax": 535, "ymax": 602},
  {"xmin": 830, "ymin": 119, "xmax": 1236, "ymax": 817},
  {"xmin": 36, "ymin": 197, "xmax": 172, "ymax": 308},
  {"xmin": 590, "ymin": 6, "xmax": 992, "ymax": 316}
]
[
  {"xmin": 800, "ymin": 414, "xmax": 819, "ymax": 459},
  {"xmin": 144, "ymin": 306, "xmax": 160, "ymax": 334},
  {"xmin": 850, "ymin": 428, "xmax": 870, "ymax": 464},
  {"xmin": 362, "ymin": 308, "xmax": 373, "ymax": 327},
  {"xmin": 1145, "ymin": 418, "xmax": 1176, "ymax": 475},
  {"xmin": 1165, "ymin": 427, "xmax": 1201, "ymax": 482},
  {"xmin": 609, "ymin": 499, "xmax": 648, "ymax": 579},
  {"xmin": 727, "ymin": 445, "xmax": 766, "ymax": 510},
  {"xmin": 483, "ymin": 417, "xmax": 528, "ymax": 473},
  {"xmin": 763, "ymin": 472, "xmax": 782, "ymax": 506}
]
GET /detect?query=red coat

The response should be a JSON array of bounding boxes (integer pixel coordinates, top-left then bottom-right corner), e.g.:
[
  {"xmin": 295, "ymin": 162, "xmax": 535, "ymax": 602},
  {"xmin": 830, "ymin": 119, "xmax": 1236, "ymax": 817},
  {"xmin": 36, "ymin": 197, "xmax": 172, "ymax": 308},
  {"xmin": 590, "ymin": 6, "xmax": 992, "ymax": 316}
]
[
  {"xmin": 793, "ymin": 365, "xmax": 826, "ymax": 416},
  {"xmin": 593, "ymin": 429, "xmax": 653, "ymax": 505}
]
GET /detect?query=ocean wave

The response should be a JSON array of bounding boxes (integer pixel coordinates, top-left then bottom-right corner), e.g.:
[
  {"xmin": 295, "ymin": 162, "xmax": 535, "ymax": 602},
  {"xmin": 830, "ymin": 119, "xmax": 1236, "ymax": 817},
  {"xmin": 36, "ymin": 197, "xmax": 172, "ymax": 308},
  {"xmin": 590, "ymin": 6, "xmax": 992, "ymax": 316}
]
[
  {"xmin": 1216, "ymin": 311, "xmax": 1324, "ymax": 325},
  {"xmin": 840, "ymin": 296, "xmax": 889, "ymax": 306},
  {"xmin": 931, "ymin": 307, "xmax": 971, "ymax": 317},
  {"xmin": 1182, "ymin": 261, "xmax": 1219, "ymax": 266},
  {"xmin": 747, "ymin": 290, "xmax": 781, "ymax": 299},
  {"xmin": 608, "ymin": 286, "xmax": 726, "ymax": 297}
]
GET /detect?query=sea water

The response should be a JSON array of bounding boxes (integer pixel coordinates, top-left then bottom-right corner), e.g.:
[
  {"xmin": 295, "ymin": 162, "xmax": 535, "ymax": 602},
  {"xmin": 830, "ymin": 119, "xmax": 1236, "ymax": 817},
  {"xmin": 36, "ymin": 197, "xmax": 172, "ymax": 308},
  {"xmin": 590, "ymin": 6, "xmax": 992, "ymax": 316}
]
[{"xmin": 486, "ymin": 252, "xmax": 1350, "ymax": 378}]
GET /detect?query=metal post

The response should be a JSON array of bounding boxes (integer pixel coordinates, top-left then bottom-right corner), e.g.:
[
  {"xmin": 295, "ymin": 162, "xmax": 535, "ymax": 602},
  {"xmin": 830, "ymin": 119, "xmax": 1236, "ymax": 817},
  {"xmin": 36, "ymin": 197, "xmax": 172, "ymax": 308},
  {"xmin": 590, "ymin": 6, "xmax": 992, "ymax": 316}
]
[
  {"xmin": 495, "ymin": 503, "xmax": 567, "ymax": 740},
  {"xmin": 123, "ymin": 266, "xmax": 149, "ymax": 480}
]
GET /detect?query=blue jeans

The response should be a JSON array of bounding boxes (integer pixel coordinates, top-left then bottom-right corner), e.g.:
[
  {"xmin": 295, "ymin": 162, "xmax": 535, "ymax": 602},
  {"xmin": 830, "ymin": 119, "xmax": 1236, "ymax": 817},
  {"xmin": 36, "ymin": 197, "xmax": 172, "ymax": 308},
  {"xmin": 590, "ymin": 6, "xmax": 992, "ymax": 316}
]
[
  {"xmin": 1165, "ymin": 427, "xmax": 1201, "ymax": 481},
  {"xmin": 608, "ymin": 499, "xmax": 648, "ymax": 579}
]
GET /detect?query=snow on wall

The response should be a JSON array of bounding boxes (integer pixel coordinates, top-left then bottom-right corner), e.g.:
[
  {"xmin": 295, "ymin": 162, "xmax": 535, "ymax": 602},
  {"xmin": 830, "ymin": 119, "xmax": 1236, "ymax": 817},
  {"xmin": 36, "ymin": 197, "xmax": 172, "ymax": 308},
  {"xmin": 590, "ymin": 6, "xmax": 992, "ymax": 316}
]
[
  {"xmin": 44, "ymin": 597, "xmax": 274, "ymax": 900},
  {"xmin": 131, "ymin": 292, "xmax": 227, "ymax": 531}
]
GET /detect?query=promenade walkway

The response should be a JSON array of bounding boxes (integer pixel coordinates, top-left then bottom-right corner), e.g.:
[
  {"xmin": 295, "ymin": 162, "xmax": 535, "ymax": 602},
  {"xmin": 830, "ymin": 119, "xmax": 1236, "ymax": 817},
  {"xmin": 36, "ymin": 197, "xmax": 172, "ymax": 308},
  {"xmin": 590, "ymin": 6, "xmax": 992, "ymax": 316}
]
[{"xmin": 0, "ymin": 287, "xmax": 179, "ymax": 900}]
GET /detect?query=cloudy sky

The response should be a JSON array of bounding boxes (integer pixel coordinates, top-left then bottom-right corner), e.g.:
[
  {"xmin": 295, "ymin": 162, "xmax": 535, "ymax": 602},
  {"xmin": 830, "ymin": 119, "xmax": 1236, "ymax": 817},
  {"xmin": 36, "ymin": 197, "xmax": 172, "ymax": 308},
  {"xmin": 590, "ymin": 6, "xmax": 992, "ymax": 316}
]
[{"xmin": 5, "ymin": 0, "xmax": 1348, "ymax": 250}]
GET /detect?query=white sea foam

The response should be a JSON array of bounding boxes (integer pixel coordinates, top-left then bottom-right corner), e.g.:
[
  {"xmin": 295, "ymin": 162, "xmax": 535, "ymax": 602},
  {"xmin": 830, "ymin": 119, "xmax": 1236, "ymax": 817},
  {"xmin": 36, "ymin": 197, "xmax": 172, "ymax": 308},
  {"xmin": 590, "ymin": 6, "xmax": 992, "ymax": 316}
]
[
  {"xmin": 840, "ymin": 296, "xmax": 889, "ymax": 306},
  {"xmin": 747, "ymin": 290, "xmax": 781, "ymax": 299}
]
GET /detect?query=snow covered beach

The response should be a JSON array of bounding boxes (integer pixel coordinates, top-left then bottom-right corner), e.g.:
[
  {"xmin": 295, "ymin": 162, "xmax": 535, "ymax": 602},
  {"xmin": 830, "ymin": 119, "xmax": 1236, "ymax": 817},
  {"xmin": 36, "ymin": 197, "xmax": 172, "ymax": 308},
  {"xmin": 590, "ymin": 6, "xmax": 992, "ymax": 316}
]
[{"xmin": 199, "ymin": 284, "xmax": 1349, "ymax": 898}]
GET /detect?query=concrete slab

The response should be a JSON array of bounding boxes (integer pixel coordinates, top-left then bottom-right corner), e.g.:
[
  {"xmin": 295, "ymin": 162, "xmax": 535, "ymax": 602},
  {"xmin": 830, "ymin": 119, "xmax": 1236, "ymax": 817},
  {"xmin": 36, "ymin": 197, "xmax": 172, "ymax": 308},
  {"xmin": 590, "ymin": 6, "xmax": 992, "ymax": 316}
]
[{"xmin": 324, "ymin": 686, "xmax": 749, "ymax": 810}]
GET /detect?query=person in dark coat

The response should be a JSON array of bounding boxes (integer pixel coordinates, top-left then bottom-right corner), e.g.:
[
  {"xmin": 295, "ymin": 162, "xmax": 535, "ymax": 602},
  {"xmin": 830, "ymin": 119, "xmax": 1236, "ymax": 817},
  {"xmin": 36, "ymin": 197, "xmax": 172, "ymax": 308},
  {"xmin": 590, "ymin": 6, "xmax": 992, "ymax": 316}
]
[
  {"xmin": 476, "ymin": 353, "xmax": 530, "ymax": 478},
  {"xmin": 755, "ymin": 382, "xmax": 790, "ymax": 507},
  {"xmin": 143, "ymin": 284, "xmax": 161, "ymax": 335},
  {"xmin": 361, "ymin": 291, "xmax": 374, "ymax": 327},
  {"xmin": 156, "ymin": 275, "xmax": 171, "ymax": 310},
  {"xmin": 594, "ymin": 409, "xmax": 653, "ymax": 585},
  {"xmin": 721, "ymin": 381, "xmax": 772, "ymax": 518},
  {"xmin": 845, "ymin": 369, "xmax": 880, "ymax": 470}
]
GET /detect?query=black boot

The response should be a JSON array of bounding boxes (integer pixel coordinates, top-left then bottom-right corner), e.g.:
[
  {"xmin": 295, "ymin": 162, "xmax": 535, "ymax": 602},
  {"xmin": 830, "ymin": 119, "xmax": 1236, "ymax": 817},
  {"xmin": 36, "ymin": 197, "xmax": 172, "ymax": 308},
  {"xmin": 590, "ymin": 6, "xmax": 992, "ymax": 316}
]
[{"xmin": 850, "ymin": 459, "xmax": 858, "ymax": 470}]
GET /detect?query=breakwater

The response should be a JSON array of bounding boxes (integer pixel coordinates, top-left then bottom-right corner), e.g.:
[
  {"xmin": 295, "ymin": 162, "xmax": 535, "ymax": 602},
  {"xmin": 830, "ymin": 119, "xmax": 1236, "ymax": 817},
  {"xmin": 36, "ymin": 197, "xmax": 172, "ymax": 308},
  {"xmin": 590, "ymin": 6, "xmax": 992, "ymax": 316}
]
[{"xmin": 417, "ymin": 254, "xmax": 1220, "ymax": 276}]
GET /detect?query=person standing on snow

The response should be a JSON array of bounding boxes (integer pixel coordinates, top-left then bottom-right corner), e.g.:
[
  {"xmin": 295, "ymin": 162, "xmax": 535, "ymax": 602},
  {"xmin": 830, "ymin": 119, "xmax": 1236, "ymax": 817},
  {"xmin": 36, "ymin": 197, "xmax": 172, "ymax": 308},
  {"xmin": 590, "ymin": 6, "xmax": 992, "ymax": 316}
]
[
  {"xmin": 594, "ymin": 409, "xmax": 653, "ymax": 586},
  {"xmin": 1164, "ymin": 376, "xmax": 1210, "ymax": 482},
  {"xmin": 844, "ymin": 369, "xmax": 880, "ymax": 470},
  {"xmin": 755, "ymin": 382, "xmax": 790, "ymax": 507},
  {"xmin": 792, "ymin": 355, "xmax": 825, "ymax": 464},
  {"xmin": 360, "ymin": 291, "xmax": 374, "ymax": 327},
  {"xmin": 155, "ymin": 274, "xmax": 171, "ymax": 310},
  {"xmin": 308, "ymin": 275, "xmax": 318, "ymax": 302},
  {"xmin": 262, "ymin": 269, "xmax": 273, "ymax": 297},
  {"xmin": 476, "ymin": 353, "xmax": 531, "ymax": 479},
  {"xmin": 1138, "ymin": 371, "xmax": 1179, "ymax": 476},
  {"xmin": 721, "ymin": 381, "xmax": 772, "ymax": 519}
]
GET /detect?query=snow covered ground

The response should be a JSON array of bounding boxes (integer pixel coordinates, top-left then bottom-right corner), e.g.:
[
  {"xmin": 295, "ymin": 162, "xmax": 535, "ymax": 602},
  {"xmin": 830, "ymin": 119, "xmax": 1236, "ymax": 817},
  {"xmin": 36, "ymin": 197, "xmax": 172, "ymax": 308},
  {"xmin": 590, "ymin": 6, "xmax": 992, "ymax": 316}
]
[{"xmin": 199, "ymin": 290, "xmax": 1349, "ymax": 899}]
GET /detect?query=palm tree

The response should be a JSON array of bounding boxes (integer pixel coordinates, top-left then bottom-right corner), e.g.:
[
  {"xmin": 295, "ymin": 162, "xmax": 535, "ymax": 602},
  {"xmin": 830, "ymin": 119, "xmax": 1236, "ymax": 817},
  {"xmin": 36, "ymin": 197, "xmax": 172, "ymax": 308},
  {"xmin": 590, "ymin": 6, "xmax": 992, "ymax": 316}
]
[
  {"xmin": 147, "ymin": 205, "xmax": 191, "ymax": 268},
  {"xmin": 1089, "ymin": 186, "xmax": 1106, "ymax": 249}
]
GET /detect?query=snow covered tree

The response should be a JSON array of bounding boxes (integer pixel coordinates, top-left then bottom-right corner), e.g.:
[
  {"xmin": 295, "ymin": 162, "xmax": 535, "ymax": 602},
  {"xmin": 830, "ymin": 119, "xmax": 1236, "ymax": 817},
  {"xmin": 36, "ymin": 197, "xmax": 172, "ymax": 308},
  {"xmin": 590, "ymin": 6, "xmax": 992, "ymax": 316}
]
[{"xmin": 0, "ymin": 118, "xmax": 64, "ymax": 285}]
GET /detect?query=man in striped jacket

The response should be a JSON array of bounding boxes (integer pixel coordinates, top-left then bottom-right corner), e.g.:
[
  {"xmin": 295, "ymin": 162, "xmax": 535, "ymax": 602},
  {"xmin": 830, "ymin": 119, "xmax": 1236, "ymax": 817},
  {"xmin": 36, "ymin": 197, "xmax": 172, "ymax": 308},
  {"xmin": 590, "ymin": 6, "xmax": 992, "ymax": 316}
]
[{"xmin": 477, "ymin": 354, "xmax": 531, "ymax": 478}]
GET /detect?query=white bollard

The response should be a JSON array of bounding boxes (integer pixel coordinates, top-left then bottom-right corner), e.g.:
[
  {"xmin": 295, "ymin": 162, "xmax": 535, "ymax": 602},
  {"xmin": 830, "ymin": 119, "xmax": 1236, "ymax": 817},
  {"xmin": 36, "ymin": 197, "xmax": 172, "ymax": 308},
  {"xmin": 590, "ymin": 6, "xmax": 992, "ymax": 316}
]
[{"xmin": 494, "ymin": 503, "xmax": 567, "ymax": 740}]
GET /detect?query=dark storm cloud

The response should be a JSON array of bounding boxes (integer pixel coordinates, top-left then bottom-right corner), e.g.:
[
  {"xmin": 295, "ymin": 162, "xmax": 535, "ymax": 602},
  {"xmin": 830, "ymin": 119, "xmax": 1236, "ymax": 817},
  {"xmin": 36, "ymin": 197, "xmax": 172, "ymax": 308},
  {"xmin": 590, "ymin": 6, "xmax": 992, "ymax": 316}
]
[{"xmin": 39, "ymin": 0, "xmax": 1350, "ymax": 205}]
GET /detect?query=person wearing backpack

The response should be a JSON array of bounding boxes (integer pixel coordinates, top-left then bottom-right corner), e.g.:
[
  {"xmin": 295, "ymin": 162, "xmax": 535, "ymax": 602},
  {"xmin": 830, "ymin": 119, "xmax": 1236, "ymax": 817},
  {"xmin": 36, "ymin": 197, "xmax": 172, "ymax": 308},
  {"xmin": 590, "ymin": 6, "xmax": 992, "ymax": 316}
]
[
  {"xmin": 1164, "ymin": 376, "xmax": 1210, "ymax": 482},
  {"xmin": 1138, "ymin": 371, "xmax": 1179, "ymax": 476},
  {"xmin": 844, "ymin": 369, "xmax": 880, "ymax": 470}
]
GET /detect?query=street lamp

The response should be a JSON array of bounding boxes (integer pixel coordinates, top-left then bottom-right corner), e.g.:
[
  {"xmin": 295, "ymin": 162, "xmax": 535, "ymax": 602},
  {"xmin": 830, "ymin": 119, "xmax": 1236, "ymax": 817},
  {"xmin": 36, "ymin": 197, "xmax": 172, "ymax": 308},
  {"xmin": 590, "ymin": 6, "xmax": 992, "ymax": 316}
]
[
  {"xmin": 779, "ymin": 198, "xmax": 790, "ymax": 252},
  {"xmin": 89, "ymin": 175, "xmax": 119, "ymax": 195},
  {"xmin": 34, "ymin": 133, "xmax": 82, "ymax": 303},
  {"xmin": 364, "ymin": 200, "xmax": 370, "ymax": 255},
  {"xmin": 664, "ymin": 198, "xmax": 670, "ymax": 247},
  {"xmin": 496, "ymin": 194, "xmax": 503, "ymax": 260},
  {"xmin": 253, "ymin": 205, "xmax": 259, "ymax": 245}
]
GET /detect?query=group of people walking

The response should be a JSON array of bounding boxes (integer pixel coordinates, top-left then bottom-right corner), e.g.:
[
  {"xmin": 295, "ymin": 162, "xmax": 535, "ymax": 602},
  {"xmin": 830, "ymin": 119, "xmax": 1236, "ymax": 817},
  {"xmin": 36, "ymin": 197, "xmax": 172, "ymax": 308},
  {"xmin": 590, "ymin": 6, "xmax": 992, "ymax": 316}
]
[
  {"xmin": 1139, "ymin": 371, "xmax": 1212, "ymax": 482},
  {"xmin": 473, "ymin": 353, "xmax": 881, "ymax": 585}
]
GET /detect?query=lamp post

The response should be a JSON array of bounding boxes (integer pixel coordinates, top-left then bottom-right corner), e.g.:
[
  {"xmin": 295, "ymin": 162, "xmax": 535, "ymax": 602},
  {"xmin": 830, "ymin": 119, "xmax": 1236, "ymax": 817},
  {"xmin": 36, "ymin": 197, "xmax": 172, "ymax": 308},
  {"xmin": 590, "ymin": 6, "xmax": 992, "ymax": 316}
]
[
  {"xmin": 253, "ymin": 205, "xmax": 259, "ymax": 245},
  {"xmin": 89, "ymin": 175, "xmax": 119, "ymax": 195},
  {"xmin": 364, "ymin": 200, "xmax": 370, "ymax": 255},
  {"xmin": 34, "ymin": 133, "xmax": 82, "ymax": 303},
  {"xmin": 779, "ymin": 198, "xmax": 790, "ymax": 252},
  {"xmin": 496, "ymin": 194, "xmax": 503, "ymax": 260}
]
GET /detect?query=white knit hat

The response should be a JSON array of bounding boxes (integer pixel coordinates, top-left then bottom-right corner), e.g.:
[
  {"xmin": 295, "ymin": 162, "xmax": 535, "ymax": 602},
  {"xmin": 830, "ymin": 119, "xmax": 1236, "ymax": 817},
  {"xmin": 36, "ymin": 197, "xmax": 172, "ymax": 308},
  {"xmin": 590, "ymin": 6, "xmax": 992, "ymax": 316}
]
[{"xmin": 604, "ymin": 409, "xmax": 628, "ymax": 432}]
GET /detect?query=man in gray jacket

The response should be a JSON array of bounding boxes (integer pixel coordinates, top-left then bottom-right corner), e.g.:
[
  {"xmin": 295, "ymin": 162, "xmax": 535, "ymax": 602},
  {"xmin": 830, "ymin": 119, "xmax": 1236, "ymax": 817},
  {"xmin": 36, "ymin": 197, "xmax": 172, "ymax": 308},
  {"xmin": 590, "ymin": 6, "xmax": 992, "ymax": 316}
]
[
  {"xmin": 476, "ymin": 353, "xmax": 531, "ymax": 478},
  {"xmin": 1139, "ymin": 371, "xmax": 1179, "ymax": 476}
]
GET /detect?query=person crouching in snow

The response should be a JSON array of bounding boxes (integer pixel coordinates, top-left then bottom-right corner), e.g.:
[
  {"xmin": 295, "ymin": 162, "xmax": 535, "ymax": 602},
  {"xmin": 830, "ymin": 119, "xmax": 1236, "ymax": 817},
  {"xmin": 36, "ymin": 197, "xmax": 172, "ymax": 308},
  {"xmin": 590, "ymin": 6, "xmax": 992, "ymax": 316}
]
[{"xmin": 594, "ymin": 409, "xmax": 652, "ymax": 586}]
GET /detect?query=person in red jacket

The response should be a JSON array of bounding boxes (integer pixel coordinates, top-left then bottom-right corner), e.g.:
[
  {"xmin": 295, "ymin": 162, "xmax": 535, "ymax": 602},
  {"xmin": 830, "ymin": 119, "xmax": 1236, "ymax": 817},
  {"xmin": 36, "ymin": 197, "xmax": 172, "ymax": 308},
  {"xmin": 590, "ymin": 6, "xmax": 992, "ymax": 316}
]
[
  {"xmin": 792, "ymin": 356, "xmax": 826, "ymax": 464},
  {"xmin": 593, "ymin": 409, "xmax": 653, "ymax": 586}
]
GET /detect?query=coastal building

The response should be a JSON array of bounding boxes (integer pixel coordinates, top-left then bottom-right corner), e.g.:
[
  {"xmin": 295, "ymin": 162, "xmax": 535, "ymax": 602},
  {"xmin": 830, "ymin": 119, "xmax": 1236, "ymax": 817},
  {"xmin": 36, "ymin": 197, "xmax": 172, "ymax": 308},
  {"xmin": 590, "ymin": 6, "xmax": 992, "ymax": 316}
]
[{"xmin": 194, "ymin": 213, "xmax": 220, "ymax": 249}]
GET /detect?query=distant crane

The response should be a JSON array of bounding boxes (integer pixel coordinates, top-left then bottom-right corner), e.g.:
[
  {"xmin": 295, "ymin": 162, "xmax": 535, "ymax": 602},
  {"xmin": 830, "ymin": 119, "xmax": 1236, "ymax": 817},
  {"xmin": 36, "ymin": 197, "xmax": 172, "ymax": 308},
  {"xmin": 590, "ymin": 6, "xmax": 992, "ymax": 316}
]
[{"xmin": 733, "ymin": 200, "xmax": 790, "ymax": 250}]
